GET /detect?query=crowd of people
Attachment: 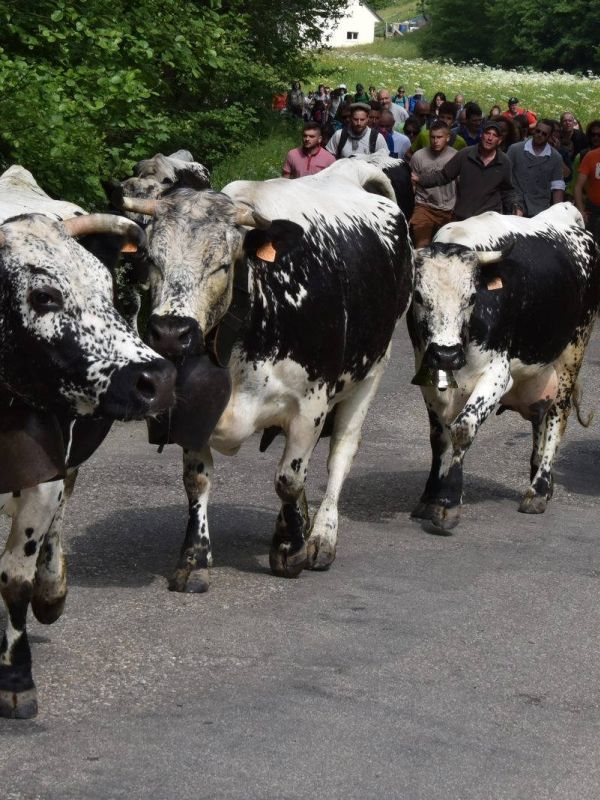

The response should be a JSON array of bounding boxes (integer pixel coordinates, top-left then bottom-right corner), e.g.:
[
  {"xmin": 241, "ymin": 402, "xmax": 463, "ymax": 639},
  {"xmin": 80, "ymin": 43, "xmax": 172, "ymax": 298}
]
[{"xmin": 277, "ymin": 81, "xmax": 600, "ymax": 247}]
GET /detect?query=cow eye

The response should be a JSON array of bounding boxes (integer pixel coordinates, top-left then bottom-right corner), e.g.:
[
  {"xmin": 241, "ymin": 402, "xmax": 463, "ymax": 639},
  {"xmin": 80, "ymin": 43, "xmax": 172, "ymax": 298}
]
[
  {"xmin": 161, "ymin": 177, "xmax": 173, "ymax": 185},
  {"xmin": 413, "ymin": 290, "xmax": 423, "ymax": 305},
  {"xmin": 29, "ymin": 287, "xmax": 63, "ymax": 314}
]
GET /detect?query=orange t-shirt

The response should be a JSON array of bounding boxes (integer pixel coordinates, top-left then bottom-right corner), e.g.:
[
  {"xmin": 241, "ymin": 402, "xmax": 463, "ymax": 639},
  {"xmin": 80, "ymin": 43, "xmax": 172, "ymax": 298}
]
[{"xmin": 579, "ymin": 147, "xmax": 600, "ymax": 205}]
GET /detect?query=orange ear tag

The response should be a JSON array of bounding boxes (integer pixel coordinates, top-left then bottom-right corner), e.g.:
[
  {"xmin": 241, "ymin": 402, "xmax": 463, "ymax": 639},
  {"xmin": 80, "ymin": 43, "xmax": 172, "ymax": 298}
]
[
  {"xmin": 121, "ymin": 242, "xmax": 138, "ymax": 253},
  {"xmin": 487, "ymin": 277, "xmax": 503, "ymax": 290},
  {"xmin": 256, "ymin": 242, "xmax": 277, "ymax": 262}
]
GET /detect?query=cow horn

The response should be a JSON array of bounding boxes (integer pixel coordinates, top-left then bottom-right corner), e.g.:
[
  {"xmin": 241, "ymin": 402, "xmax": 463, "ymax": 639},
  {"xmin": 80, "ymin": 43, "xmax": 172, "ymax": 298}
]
[
  {"xmin": 63, "ymin": 214, "xmax": 146, "ymax": 248},
  {"xmin": 476, "ymin": 250, "xmax": 504, "ymax": 265},
  {"xmin": 233, "ymin": 203, "xmax": 271, "ymax": 230},
  {"xmin": 120, "ymin": 197, "xmax": 158, "ymax": 216}
]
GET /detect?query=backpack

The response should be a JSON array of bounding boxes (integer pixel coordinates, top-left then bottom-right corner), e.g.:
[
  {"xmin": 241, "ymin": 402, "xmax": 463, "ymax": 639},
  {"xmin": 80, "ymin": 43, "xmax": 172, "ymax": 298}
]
[{"xmin": 336, "ymin": 127, "xmax": 379, "ymax": 158}]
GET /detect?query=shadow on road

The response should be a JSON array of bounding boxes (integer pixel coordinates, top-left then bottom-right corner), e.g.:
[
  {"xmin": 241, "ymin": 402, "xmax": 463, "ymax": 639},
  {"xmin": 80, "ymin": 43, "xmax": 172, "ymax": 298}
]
[
  {"xmin": 66, "ymin": 502, "xmax": 275, "ymax": 587},
  {"xmin": 554, "ymin": 436, "xmax": 600, "ymax": 496},
  {"xmin": 339, "ymin": 468, "xmax": 522, "ymax": 523}
]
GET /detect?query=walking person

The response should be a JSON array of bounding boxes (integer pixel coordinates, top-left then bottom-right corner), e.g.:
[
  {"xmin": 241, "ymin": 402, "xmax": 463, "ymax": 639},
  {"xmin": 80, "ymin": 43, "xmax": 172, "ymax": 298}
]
[
  {"xmin": 412, "ymin": 119, "xmax": 521, "ymax": 220},
  {"xmin": 409, "ymin": 120, "xmax": 457, "ymax": 246},
  {"xmin": 326, "ymin": 103, "xmax": 388, "ymax": 159},
  {"xmin": 282, "ymin": 122, "xmax": 336, "ymax": 178},
  {"xmin": 507, "ymin": 120, "xmax": 565, "ymax": 216}
]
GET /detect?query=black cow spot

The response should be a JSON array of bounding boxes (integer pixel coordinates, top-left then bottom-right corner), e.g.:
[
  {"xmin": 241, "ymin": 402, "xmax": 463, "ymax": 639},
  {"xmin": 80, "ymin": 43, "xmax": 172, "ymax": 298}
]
[
  {"xmin": 0, "ymin": 572, "xmax": 7, "ymax": 583},
  {"xmin": 25, "ymin": 527, "xmax": 34, "ymax": 538},
  {"xmin": 196, "ymin": 462, "xmax": 204, "ymax": 474},
  {"xmin": 24, "ymin": 540, "xmax": 37, "ymax": 557},
  {"xmin": 290, "ymin": 458, "xmax": 302, "ymax": 473}
]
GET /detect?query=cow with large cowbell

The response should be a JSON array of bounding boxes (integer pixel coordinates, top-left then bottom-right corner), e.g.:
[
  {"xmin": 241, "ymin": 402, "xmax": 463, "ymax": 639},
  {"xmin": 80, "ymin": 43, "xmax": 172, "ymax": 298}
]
[
  {"xmin": 409, "ymin": 203, "xmax": 600, "ymax": 531},
  {"xmin": 118, "ymin": 160, "xmax": 413, "ymax": 592},
  {"xmin": 0, "ymin": 207, "xmax": 176, "ymax": 718}
]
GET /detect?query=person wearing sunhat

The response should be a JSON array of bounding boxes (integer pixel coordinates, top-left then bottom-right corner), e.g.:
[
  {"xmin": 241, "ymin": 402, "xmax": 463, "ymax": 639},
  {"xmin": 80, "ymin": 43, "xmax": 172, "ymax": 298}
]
[
  {"xmin": 411, "ymin": 119, "xmax": 522, "ymax": 220},
  {"xmin": 502, "ymin": 96, "xmax": 537, "ymax": 132},
  {"xmin": 409, "ymin": 87, "xmax": 426, "ymax": 114}
]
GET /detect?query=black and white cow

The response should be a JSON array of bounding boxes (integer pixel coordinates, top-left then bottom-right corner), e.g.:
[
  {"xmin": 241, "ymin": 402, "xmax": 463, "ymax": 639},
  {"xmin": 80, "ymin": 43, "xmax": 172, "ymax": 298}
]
[
  {"xmin": 409, "ymin": 203, "xmax": 600, "ymax": 531},
  {"xmin": 120, "ymin": 160, "xmax": 413, "ymax": 592},
  {"xmin": 0, "ymin": 206, "xmax": 176, "ymax": 718}
]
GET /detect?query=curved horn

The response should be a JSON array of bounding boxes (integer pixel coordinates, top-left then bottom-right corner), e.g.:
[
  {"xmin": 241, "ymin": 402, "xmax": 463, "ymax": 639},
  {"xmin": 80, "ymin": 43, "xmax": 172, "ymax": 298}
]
[
  {"xmin": 476, "ymin": 250, "xmax": 505, "ymax": 265},
  {"xmin": 63, "ymin": 214, "xmax": 147, "ymax": 249},
  {"xmin": 121, "ymin": 197, "xmax": 158, "ymax": 216},
  {"xmin": 233, "ymin": 203, "xmax": 271, "ymax": 230}
]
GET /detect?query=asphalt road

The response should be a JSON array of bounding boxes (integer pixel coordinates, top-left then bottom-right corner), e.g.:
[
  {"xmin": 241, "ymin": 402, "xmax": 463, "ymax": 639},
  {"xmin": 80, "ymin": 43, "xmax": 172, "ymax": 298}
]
[{"xmin": 2, "ymin": 322, "xmax": 600, "ymax": 800}]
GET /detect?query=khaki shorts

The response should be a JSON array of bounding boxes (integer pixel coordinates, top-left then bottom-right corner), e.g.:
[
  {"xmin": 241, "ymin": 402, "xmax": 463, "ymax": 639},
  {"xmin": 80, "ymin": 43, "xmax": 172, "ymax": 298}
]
[{"xmin": 410, "ymin": 204, "xmax": 453, "ymax": 248}]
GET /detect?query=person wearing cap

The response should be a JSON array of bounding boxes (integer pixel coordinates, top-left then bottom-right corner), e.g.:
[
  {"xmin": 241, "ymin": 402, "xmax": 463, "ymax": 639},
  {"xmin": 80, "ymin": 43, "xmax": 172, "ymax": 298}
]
[
  {"xmin": 282, "ymin": 122, "xmax": 336, "ymax": 179},
  {"xmin": 507, "ymin": 119, "xmax": 565, "ymax": 217},
  {"xmin": 326, "ymin": 102, "xmax": 388, "ymax": 158},
  {"xmin": 408, "ymin": 88, "xmax": 426, "ymax": 114},
  {"xmin": 502, "ymin": 97, "xmax": 537, "ymax": 132},
  {"xmin": 412, "ymin": 119, "xmax": 522, "ymax": 221}
]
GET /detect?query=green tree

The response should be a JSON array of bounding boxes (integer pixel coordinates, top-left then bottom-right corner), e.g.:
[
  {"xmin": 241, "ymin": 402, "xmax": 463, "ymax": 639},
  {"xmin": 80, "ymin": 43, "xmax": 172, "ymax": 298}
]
[{"xmin": 0, "ymin": 0, "xmax": 346, "ymax": 207}]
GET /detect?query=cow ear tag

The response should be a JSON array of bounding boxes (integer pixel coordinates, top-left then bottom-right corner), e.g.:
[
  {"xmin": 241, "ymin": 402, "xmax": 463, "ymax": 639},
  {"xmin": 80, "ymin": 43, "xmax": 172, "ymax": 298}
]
[
  {"xmin": 487, "ymin": 277, "xmax": 503, "ymax": 291},
  {"xmin": 121, "ymin": 242, "xmax": 138, "ymax": 253},
  {"xmin": 256, "ymin": 242, "xmax": 277, "ymax": 262}
]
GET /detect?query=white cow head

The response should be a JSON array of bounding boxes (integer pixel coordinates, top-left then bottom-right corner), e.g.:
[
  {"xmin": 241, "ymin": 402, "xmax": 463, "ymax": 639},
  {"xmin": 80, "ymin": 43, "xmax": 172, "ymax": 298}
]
[
  {"xmin": 121, "ymin": 189, "xmax": 303, "ymax": 363},
  {"xmin": 0, "ymin": 214, "xmax": 175, "ymax": 418},
  {"xmin": 412, "ymin": 243, "xmax": 504, "ymax": 370}
]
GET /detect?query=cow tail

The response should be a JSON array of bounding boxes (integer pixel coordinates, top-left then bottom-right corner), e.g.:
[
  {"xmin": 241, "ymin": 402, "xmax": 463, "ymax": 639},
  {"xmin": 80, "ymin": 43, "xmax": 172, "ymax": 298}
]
[{"xmin": 572, "ymin": 379, "xmax": 594, "ymax": 427}]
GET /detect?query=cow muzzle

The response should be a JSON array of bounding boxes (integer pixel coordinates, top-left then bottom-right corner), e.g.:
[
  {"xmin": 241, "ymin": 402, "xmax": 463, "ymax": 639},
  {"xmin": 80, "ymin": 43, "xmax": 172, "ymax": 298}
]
[
  {"xmin": 411, "ymin": 343, "xmax": 464, "ymax": 391},
  {"xmin": 101, "ymin": 358, "xmax": 176, "ymax": 419},
  {"xmin": 146, "ymin": 314, "xmax": 204, "ymax": 362}
]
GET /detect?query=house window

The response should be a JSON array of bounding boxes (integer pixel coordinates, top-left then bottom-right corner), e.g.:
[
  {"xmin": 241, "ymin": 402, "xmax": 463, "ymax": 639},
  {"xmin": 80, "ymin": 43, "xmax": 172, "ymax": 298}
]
[{"xmin": 346, "ymin": 31, "xmax": 358, "ymax": 39}]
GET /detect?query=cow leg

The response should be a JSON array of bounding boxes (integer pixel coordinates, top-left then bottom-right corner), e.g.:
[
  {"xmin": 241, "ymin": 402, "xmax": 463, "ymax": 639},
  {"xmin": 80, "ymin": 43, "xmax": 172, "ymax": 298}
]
[
  {"xmin": 415, "ymin": 359, "xmax": 511, "ymax": 531},
  {"xmin": 520, "ymin": 339, "xmax": 590, "ymax": 514},
  {"xmin": 169, "ymin": 447, "xmax": 213, "ymax": 593},
  {"xmin": 31, "ymin": 470, "xmax": 77, "ymax": 625},
  {"xmin": 0, "ymin": 481, "xmax": 63, "ymax": 718},
  {"xmin": 307, "ymin": 360, "xmax": 386, "ymax": 570},
  {"xmin": 271, "ymin": 416, "xmax": 323, "ymax": 579},
  {"xmin": 412, "ymin": 406, "xmax": 456, "ymax": 523}
]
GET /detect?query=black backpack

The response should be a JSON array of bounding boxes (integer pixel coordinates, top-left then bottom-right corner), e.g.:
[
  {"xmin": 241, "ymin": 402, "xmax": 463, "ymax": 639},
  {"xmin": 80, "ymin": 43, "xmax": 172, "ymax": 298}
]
[{"xmin": 336, "ymin": 127, "xmax": 379, "ymax": 158}]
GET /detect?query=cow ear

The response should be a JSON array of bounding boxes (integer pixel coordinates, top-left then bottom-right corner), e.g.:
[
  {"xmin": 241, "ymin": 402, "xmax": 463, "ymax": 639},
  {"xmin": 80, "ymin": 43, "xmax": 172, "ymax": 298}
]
[
  {"xmin": 243, "ymin": 220, "xmax": 304, "ymax": 263},
  {"xmin": 174, "ymin": 163, "xmax": 211, "ymax": 190},
  {"xmin": 0, "ymin": 407, "xmax": 65, "ymax": 493}
]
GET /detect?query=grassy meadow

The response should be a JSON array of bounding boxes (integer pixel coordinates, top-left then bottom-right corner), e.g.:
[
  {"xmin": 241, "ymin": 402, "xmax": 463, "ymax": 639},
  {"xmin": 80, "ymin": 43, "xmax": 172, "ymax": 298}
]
[{"xmin": 214, "ymin": 32, "xmax": 600, "ymax": 187}]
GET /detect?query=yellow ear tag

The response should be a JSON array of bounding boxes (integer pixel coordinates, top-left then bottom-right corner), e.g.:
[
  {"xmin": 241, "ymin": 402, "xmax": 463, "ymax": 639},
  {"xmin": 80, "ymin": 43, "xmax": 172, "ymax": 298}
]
[
  {"xmin": 256, "ymin": 242, "xmax": 277, "ymax": 262},
  {"xmin": 487, "ymin": 277, "xmax": 503, "ymax": 290},
  {"xmin": 121, "ymin": 242, "xmax": 138, "ymax": 253}
]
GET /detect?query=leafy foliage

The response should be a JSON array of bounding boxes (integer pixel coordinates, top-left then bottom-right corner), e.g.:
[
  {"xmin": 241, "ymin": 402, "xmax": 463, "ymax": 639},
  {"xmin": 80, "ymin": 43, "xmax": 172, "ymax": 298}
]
[
  {"xmin": 419, "ymin": 0, "xmax": 600, "ymax": 74},
  {"xmin": 0, "ymin": 0, "xmax": 346, "ymax": 207}
]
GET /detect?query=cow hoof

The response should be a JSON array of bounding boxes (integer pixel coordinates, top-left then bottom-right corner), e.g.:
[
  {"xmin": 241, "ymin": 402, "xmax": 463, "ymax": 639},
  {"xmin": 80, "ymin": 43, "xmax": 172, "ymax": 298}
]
[
  {"xmin": 185, "ymin": 569, "xmax": 210, "ymax": 594},
  {"xmin": 429, "ymin": 504, "xmax": 460, "ymax": 532},
  {"xmin": 411, "ymin": 501, "xmax": 435, "ymax": 521},
  {"xmin": 305, "ymin": 538, "xmax": 336, "ymax": 571},
  {"xmin": 0, "ymin": 687, "xmax": 38, "ymax": 719},
  {"xmin": 269, "ymin": 541, "xmax": 307, "ymax": 578},
  {"xmin": 168, "ymin": 566, "xmax": 210, "ymax": 593},
  {"xmin": 518, "ymin": 493, "xmax": 549, "ymax": 514},
  {"xmin": 31, "ymin": 593, "xmax": 67, "ymax": 625},
  {"xmin": 0, "ymin": 666, "xmax": 37, "ymax": 719}
]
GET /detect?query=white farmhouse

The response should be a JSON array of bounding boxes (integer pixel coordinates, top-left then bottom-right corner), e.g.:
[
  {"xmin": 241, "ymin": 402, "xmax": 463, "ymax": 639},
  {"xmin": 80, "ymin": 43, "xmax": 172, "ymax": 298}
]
[{"xmin": 321, "ymin": 0, "xmax": 383, "ymax": 47}]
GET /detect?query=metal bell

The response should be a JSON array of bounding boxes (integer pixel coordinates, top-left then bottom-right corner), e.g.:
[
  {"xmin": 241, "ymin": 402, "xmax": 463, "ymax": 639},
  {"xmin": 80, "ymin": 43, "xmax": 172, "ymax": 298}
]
[{"xmin": 411, "ymin": 364, "xmax": 458, "ymax": 391}]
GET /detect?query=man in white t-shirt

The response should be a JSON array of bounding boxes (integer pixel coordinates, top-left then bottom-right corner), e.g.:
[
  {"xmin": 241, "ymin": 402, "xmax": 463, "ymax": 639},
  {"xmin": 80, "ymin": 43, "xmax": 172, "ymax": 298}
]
[
  {"xmin": 377, "ymin": 89, "xmax": 409, "ymax": 128},
  {"xmin": 326, "ymin": 103, "xmax": 388, "ymax": 159}
]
